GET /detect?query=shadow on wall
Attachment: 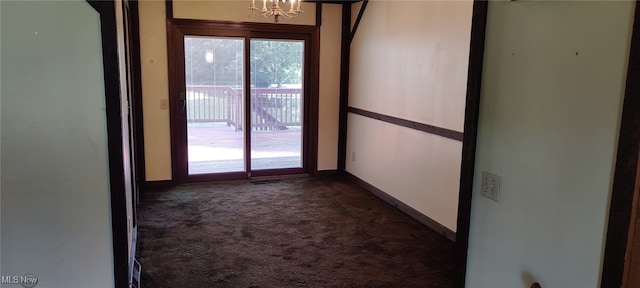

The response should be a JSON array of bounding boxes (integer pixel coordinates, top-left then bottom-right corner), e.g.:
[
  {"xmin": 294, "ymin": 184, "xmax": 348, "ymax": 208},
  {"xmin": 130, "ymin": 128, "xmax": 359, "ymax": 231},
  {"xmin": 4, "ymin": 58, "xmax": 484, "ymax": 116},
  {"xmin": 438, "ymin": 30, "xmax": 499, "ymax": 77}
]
[{"xmin": 521, "ymin": 270, "xmax": 542, "ymax": 288}]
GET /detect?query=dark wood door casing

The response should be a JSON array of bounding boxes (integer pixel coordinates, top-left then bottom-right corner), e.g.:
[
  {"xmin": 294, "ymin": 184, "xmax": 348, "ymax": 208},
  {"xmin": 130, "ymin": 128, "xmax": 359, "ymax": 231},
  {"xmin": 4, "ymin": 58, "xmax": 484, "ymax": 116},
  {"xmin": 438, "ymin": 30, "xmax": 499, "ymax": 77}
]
[{"xmin": 167, "ymin": 20, "xmax": 320, "ymax": 183}]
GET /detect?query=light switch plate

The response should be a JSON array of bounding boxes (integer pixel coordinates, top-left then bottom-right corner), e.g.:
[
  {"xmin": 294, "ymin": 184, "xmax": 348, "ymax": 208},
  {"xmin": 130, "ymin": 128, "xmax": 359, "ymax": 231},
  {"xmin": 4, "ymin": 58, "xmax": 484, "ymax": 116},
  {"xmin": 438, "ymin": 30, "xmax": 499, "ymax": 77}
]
[{"xmin": 481, "ymin": 171, "xmax": 500, "ymax": 202}]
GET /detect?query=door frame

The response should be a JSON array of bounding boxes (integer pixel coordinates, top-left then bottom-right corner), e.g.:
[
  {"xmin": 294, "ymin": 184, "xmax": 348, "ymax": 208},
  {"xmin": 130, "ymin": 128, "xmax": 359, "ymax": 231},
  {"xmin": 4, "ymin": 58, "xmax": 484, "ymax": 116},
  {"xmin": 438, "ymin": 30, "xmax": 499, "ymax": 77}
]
[
  {"xmin": 86, "ymin": 0, "xmax": 133, "ymax": 286},
  {"xmin": 167, "ymin": 19, "xmax": 320, "ymax": 183},
  {"xmin": 122, "ymin": 0, "xmax": 145, "ymax": 207},
  {"xmin": 622, "ymin": 155, "xmax": 640, "ymax": 287},
  {"xmin": 601, "ymin": 2, "xmax": 640, "ymax": 287},
  {"xmin": 453, "ymin": 1, "xmax": 488, "ymax": 287},
  {"xmin": 453, "ymin": 1, "xmax": 640, "ymax": 287}
]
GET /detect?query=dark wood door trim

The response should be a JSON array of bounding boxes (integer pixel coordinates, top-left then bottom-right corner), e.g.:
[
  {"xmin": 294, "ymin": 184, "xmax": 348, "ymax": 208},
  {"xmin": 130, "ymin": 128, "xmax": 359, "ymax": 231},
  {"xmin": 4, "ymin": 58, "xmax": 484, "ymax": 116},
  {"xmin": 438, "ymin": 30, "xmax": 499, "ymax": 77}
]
[
  {"xmin": 316, "ymin": 3, "xmax": 323, "ymax": 27},
  {"xmin": 337, "ymin": 1, "xmax": 368, "ymax": 173},
  {"xmin": 622, "ymin": 156, "xmax": 640, "ymax": 287},
  {"xmin": 86, "ymin": 1, "xmax": 129, "ymax": 287},
  {"xmin": 125, "ymin": 0, "xmax": 148, "ymax": 194},
  {"xmin": 601, "ymin": 2, "xmax": 640, "ymax": 287},
  {"xmin": 337, "ymin": 3, "xmax": 351, "ymax": 173},
  {"xmin": 168, "ymin": 18, "xmax": 320, "ymax": 34},
  {"xmin": 166, "ymin": 0, "xmax": 173, "ymax": 19},
  {"xmin": 166, "ymin": 20, "xmax": 188, "ymax": 183},
  {"xmin": 166, "ymin": 19, "xmax": 320, "ymax": 183},
  {"xmin": 454, "ymin": 1, "xmax": 488, "ymax": 287}
]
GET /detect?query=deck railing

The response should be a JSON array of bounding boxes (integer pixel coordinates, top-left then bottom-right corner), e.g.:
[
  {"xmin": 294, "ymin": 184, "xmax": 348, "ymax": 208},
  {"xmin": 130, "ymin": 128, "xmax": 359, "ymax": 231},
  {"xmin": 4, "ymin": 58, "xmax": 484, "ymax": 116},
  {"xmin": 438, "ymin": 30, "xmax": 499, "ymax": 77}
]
[{"xmin": 185, "ymin": 85, "xmax": 302, "ymax": 131}]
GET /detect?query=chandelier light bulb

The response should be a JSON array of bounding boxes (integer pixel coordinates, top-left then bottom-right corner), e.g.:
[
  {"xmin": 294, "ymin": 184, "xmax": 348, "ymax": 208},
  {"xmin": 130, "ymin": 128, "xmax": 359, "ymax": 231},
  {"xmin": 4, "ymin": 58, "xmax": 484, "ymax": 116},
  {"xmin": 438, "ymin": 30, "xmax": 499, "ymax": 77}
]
[{"xmin": 249, "ymin": 0, "xmax": 303, "ymax": 23}]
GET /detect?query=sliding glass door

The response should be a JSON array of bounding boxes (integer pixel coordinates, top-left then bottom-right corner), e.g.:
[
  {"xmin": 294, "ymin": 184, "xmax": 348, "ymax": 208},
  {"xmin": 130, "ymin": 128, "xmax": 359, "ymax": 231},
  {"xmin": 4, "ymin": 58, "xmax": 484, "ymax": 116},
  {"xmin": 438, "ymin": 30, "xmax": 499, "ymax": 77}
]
[
  {"xmin": 170, "ymin": 24, "xmax": 315, "ymax": 182},
  {"xmin": 250, "ymin": 39, "xmax": 304, "ymax": 170},
  {"xmin": 185, "ymin": 36, "xmax": 245, "ymax": 175}
]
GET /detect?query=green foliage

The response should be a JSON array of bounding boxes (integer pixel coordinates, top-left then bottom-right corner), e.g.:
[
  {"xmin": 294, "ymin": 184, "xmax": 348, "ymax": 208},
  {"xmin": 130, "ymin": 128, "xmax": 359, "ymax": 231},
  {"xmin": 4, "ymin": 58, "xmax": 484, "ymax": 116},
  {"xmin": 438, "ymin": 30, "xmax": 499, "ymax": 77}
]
[
  {"xmin": 250, "ymin": 40, "xmax": 303, "ymax": 87},
  {"xmin": 184, "ymin": 37, "xmax": 303, "ymax": 88}
]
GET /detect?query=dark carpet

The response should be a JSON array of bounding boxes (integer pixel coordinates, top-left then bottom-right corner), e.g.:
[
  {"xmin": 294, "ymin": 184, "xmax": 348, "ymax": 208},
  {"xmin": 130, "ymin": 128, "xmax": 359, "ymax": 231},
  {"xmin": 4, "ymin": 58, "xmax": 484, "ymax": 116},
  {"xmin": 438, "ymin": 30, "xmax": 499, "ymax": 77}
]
[{"xmin": 136, "ymin": 177, "xmax": 455, "ymax": 288}]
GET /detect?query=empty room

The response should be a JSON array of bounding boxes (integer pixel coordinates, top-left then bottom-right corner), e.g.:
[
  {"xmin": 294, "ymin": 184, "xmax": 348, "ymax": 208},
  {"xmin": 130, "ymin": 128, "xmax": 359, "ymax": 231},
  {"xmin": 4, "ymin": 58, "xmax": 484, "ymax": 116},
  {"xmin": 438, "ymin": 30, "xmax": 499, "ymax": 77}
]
[
  {"xmin": 2, "ymin": 1, "xmax": 639, "ymax": 288},
  {"xmin": 137, "ymin": 0, "xmax": 470, "ymax": 286}
]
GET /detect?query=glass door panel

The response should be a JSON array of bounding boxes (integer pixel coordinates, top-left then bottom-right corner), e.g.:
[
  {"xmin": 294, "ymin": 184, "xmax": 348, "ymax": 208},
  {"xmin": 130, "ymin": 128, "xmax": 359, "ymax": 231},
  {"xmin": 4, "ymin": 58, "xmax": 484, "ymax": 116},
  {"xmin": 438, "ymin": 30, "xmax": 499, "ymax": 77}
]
[
  {"xmin": 250, "ymin": 39, "xmax": 304, "ymax": 170},
  {"xmin": 185, "ymin": 36, "xmax": 245, "ymax": 175}
]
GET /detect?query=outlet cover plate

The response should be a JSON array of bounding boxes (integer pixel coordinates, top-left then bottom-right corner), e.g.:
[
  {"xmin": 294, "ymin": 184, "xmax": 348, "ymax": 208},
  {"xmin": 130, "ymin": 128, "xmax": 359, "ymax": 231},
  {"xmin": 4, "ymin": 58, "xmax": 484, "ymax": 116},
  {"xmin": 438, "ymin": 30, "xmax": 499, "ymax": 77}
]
[{"xmin": 481, "ymin": 171, "xmax": 500, "ymax": 202}]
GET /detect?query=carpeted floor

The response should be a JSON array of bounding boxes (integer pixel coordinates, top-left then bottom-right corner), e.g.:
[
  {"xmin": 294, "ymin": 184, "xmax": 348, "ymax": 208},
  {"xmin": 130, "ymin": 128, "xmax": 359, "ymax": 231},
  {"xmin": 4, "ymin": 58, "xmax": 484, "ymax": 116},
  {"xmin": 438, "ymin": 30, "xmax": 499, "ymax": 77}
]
[{"xmin": 136, "ymin": 177, "xmax": 455, "ymax": 288}]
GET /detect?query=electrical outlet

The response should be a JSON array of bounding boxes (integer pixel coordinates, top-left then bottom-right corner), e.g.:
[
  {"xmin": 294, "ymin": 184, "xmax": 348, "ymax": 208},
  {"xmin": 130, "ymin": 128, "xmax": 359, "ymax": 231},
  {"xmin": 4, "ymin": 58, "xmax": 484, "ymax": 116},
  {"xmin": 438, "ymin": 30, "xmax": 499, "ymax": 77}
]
[
  {"xmin": 160, "ymin": 99, "xmax": 168, "ymax": 110},
  {"xmin": 351, "ymin": 152, "xmax": 356, "ymax": 162},
  {"xmin": 480, "ymin": 171, "xmax": 500, "ymax": 202}
]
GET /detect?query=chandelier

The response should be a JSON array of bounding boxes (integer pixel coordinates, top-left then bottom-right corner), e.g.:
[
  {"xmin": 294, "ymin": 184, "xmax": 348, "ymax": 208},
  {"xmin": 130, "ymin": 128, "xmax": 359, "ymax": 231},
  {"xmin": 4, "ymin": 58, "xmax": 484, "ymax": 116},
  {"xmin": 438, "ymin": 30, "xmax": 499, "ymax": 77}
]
[{"xmin": 249, "ymin": 0, "xmax": 303, "ymax": 23}]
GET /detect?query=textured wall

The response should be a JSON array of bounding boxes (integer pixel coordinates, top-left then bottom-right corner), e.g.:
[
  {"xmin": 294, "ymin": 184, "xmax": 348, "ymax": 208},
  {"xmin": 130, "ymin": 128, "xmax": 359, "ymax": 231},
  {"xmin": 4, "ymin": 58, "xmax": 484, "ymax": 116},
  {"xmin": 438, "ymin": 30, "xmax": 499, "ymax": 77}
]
[
  {"xmin": 1, "ymin": 1, "xmax": 114, "ymax": 286},
  {"xmin": 466, "ymin": 1, "xmax": 634, "ymax": 286},
  {"xmin": 347, "ymin": 0, "xmax": 473, "ymax": 231}
]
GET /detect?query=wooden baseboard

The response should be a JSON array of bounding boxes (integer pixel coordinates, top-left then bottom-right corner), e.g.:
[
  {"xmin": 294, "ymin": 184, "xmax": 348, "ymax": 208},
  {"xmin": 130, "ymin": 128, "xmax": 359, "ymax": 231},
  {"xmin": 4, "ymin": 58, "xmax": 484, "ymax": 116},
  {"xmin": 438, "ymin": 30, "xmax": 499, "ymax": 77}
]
[
  {"xmin": 143, "ymin": 180, "xmax": 174, "ymax": 193},
  {"xmin": 346, "ymin": 172, "xmax": 456, "ymax": 242},
  {"xmin": 315, "ymin": 170, "xmax": 340, "ymax": 177}
]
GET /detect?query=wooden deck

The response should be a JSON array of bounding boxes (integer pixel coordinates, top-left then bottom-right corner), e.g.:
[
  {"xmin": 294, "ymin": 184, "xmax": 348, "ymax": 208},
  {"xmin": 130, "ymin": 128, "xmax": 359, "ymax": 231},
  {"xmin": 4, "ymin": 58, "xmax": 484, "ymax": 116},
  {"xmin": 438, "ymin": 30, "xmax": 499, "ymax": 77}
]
[{"xmin": 187, "ymin": 123, "xmax": 302, "ymax": 174}]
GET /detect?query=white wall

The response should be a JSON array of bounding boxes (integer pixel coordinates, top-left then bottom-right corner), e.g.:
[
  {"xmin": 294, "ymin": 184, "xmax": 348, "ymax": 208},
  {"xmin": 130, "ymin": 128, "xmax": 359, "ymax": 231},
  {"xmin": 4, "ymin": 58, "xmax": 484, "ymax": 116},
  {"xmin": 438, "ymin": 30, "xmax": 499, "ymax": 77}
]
[
  {"xmin": 346, "ymin": 0, "xmax": 473, "ymax": 231},
  {"xmin": 318, "ymin": 4, "xmax": 341, "ymax": 170},
  {"xmin": 349, "ymin": 0, "xmax": 471, "ymax": 131},
  {"xmin": 466, "ymin": 1, "xmax": 634, "ymax": 287},
  {"xmin": 1, "ymin": 1, "xmax": 114, "ymax": 287},
  {"xmin": 139, "ymin": 0, "xmax": 173, "ymax": 181},
  {"xmin": 140, "ymin": 1, "xmax": 341, "ymax": 180},
  {"xmin": 173, "ymin": 0, "xmax": 316, "ymax": 25},
  {"xmin": 347, "ymin": 114, "xmax": 463, "ymax": 230}
]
